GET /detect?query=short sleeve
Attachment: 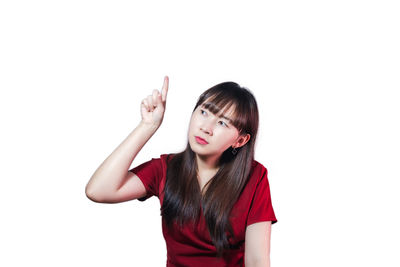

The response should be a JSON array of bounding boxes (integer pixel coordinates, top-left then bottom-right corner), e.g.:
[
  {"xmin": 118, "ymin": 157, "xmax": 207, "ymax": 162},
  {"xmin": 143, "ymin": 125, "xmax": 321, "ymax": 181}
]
[
  {"xmin": 128, "ymin": 156, "xmax": 164, "ymax": 202},
  {"xmin": 247, "ymin": 168, "xmax": 278, "ymax": 226}
]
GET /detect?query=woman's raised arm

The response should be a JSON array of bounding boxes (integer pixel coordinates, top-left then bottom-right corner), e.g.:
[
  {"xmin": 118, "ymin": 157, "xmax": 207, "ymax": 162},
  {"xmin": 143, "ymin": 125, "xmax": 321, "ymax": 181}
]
[{"xmin": 85, "ymin": 76, "xmax": 169, "ymax": 203}]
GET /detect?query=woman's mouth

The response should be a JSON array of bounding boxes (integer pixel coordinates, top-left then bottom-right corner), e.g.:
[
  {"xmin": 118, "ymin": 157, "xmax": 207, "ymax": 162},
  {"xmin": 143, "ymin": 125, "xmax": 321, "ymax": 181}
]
[{"xmin": 195, "ymin": 136, "xmax": 209, "ymax": 145}]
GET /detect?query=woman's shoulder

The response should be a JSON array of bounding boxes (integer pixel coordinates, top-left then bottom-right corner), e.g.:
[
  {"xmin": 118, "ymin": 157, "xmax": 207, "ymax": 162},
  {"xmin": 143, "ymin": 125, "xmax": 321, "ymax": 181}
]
[
  {"xmin": 252, "ymin": 158, "xmax": 268, "ymax": 171},
  {"xmin": 159, "ymin": 153, "xmax": 177, "ymax": 163},
  {"xmin": 250, "ymin": 158, "xmax": 269, "ymax": 179}
]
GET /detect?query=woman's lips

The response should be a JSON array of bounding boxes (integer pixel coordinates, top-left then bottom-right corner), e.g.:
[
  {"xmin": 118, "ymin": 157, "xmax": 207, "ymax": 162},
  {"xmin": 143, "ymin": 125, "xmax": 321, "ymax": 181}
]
[{"xmin": 195, "ymin": 136, "xmax": 208, "ymax": 145}]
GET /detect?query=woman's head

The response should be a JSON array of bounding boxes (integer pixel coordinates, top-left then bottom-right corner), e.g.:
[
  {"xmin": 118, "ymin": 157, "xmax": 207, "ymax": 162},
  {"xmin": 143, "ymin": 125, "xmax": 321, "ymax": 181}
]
[{"xmin": 187, "ymin": 81, "xmax": 259, "ymax": 165}]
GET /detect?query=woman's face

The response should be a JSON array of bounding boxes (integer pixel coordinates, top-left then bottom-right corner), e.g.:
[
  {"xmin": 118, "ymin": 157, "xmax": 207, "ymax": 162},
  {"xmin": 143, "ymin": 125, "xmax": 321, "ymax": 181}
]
[{"xmin": 188, "ymin": 102, "xmax": 241, "ymax": 159}]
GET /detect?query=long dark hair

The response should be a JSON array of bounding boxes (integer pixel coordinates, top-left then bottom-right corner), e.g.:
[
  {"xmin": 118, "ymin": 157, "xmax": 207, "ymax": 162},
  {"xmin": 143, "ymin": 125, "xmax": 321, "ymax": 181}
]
[{"xmin": 160, "ymin": 81, "xmax": 259, "ymax": 257}]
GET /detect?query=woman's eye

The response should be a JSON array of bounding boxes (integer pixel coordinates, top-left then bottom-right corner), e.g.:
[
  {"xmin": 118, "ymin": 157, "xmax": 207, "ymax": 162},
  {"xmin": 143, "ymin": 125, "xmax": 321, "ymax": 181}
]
[
  {"xmin": 219, "ymin": 121, "xmax": 227, "ymax": 127},
  {"xmin": 200, "ymin": 109, "xmax": 228, "ymax": 127}
]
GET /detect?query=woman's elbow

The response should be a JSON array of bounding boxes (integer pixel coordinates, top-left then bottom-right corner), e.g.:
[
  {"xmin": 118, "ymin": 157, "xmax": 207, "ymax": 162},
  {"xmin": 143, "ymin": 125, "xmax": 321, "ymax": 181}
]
[{"xmin": 85, "ymin": 184, "xmax": 103, "ymax": 203}]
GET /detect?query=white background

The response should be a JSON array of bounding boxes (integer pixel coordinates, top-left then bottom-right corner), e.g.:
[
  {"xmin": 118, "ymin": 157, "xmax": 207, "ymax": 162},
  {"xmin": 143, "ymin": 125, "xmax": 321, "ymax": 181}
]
[{"xmin": 1, "ymin": 0, "xmax": 399, "ymax": 266}]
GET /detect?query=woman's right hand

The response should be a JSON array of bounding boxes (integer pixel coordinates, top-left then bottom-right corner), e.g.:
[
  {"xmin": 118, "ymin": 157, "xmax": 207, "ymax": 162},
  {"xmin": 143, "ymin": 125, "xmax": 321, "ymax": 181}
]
[{"xmin": 140, "ymin": 76, "xmax": 169, "ymax": 128}]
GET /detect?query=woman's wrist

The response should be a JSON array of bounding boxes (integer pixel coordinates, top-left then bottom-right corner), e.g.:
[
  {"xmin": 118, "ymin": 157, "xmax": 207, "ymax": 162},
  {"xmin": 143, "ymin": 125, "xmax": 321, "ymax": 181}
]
[{"xmin": 138, "ymin": 120, "xmax": 160, "ymax": 133}]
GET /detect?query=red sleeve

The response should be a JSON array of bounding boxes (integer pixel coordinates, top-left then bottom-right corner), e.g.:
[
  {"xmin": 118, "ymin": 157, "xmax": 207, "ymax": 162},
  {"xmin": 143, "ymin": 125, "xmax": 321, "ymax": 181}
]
[
  {"xmin": 246, "ymin": 167, "xmax": 278, "ymax": 226},
  {"xmin": 128, "ymin": 156, "xmax": 164, "ymax": 202}
]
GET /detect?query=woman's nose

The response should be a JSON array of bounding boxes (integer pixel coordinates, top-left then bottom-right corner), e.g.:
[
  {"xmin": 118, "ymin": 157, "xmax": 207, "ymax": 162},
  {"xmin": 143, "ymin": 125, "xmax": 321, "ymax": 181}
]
[{"xmin": 200, "ymin": 120, "xmax": 214, "ymax": 135}]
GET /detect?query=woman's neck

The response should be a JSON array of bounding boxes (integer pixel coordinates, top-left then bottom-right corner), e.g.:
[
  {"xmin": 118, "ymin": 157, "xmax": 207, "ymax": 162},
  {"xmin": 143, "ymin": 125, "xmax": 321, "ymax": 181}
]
[{"xmin": 195, "ymin": 153, "xmax": 220, "ymax": 173}]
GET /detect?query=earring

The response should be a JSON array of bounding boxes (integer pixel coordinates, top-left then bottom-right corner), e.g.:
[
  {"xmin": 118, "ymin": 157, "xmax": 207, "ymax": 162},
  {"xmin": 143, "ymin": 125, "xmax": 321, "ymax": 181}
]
[{"xmin": 231, "ymin": 147, "xmax": 238, "ymax": 155}]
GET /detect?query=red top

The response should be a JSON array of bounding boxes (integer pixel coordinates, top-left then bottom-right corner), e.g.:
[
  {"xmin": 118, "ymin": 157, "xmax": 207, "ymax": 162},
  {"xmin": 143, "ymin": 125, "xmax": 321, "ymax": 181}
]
[{"xmin": 129, "ymin": 153, "xmax": 277, "ymax": 267}]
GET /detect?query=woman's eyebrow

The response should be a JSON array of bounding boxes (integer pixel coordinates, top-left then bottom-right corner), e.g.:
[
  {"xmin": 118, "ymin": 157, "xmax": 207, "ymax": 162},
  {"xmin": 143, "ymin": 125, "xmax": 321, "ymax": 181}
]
[
  {"xmin": 219, "ymin": 114, "xmax": 233, "ymax": 123},
  {"xmin": 201, "ymin": 104, "xmax": 233, "ymax": 123}
]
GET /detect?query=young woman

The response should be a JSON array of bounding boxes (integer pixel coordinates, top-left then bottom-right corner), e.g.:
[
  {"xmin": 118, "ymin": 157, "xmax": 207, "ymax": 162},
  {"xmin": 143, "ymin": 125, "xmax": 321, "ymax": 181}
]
[{"xmin": 85, "ymin": 76, "xmax": 278, "ymax": 266}]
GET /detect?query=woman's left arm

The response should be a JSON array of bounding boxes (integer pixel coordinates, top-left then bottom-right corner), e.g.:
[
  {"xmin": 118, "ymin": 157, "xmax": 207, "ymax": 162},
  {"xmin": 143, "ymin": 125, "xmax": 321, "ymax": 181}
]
[{"xmin": 244, "ymin": 221, "xmax": 272, "ymax": 267}]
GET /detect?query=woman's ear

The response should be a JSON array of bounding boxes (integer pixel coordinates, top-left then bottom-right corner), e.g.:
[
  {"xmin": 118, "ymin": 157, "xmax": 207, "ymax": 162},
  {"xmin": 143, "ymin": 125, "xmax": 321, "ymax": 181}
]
[{"xmin": 234, "ymin": 133, "xmax": 251, "ymax": 148}]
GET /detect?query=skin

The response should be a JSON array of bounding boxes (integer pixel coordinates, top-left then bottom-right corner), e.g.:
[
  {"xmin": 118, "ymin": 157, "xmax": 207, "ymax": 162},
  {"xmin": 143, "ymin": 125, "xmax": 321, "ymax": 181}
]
[
  {"xmin": 187, "ymin": 101, "xmax": 250, "ymax": 174},
  {"xmin": 245, "ymin": 221, "xmax": 272, "ymax": 266},
  {"xmin": 140, "ymin": 76, "xmax": 169, "ymax": 128}
]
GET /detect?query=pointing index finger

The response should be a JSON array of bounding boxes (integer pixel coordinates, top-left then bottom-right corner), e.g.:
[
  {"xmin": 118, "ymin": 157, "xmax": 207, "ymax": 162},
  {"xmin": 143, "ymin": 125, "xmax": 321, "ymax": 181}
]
[{"xmin": 161, "ymin": 76, "xmax": 169, "ymax": 102}]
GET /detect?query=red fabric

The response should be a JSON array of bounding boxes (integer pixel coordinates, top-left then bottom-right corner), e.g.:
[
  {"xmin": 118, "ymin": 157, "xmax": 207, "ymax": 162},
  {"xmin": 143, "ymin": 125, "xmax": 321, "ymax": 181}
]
[{"xmin": 129, "ymin": 153, "xmax": 277, "ymax": 267}]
